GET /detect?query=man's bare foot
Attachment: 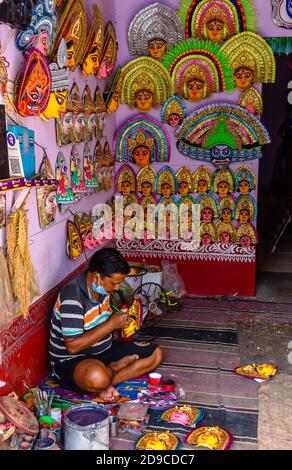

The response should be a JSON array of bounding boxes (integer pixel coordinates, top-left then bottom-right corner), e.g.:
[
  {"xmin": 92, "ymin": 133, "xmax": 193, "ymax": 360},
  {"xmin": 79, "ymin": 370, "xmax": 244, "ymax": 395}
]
[
  {"xmin": 98, "ymin": 385, "xmax": 120, "ymax": 402},
  {"xmin": 109, "ymin": 354, "xmax": 139, "ymax": 373}
]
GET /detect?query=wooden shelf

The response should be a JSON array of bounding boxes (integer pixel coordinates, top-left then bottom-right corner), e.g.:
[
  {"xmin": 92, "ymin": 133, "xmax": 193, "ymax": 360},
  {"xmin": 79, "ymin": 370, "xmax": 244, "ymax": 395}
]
[{"xmin": 0, "ymin": 177, "xmax": 58, "ymax": 192}]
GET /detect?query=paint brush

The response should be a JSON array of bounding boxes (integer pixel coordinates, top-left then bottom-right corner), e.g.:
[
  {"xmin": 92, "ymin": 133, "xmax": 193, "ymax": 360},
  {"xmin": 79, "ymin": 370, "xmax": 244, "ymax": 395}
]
[{"xmin": 111, "ymin": 304, "xmax": 123, "ymax": 314}]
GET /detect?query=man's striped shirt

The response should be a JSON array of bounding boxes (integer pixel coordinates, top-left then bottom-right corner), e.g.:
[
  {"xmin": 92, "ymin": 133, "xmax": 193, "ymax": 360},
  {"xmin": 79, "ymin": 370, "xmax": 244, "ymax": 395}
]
[{"xmin": 49, "ymin": 272, "xmax": 113, "ymax": 379}]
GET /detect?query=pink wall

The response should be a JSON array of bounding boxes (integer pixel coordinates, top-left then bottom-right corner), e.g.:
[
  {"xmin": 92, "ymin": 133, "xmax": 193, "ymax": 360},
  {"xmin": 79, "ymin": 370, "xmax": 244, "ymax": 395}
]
[{"xmin": 0, "ymin": 0, "xmax": 117, "ymax": 302}]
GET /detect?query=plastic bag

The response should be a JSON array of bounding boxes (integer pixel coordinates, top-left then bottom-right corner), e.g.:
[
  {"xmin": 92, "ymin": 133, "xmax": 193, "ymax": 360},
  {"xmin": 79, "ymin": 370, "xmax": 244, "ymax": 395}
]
[{"xmin": 161, "ymin": 260, "xmax": 187, "ymax": 299}]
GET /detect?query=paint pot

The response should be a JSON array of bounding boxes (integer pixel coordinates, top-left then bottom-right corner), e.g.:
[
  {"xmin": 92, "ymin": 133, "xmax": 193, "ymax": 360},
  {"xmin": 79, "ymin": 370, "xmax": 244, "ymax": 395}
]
[
  {"xmin": 148, "ymin": 372, "xmax": 162, "ymax": 386},
  {"xmin": 34, "ymin": 437, "xmax": 58, "ymax": 450},
  {"xmin": 64, "ymin": 403, "xmax": 109, "ymax": 450},
  {"xmin": 50, "ymin": 408, "xmax": 62, "ymax": 424}
]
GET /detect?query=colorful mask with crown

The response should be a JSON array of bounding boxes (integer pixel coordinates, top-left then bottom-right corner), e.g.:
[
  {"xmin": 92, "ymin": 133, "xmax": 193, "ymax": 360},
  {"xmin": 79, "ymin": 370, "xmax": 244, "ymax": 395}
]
[
  {"xmin": 128, "ymin": 3, "xmax": 184, "ymax": 61},
  {"xmin": 186, "ymin": 426, "xmax": 233, "ymax": 450},
  {"xmin": 41, "ymin": 39, "xmax": 68, "ymax": 121},
  {"xmin": 96, "ymin": 22, "xmax": 117, "ymax": 79},
  {"xmin": 135, "ymin": 431, "xmax": 181, "ymax": 451},
  {"xmin": 239, "ymin": 86, "xmax": 263, "ymax": 116},
  {"xmin": 70, "ymin": 83, "xmax": 85, "ymax": 143},
  {"xmin": 70, "ymin": 145, "xmax": 87, "ymax": 193},
  {"xmin": 137, "ymin": 166, "xmax": 156, "ymax": 197},
  {"xmin": 16, "ymin": 0, "xmax": 57, "ymax": 56},
  {"xmin": 176, "ymin": 167, "xmax": 194, "ymax": 195},
  {"xmin": 161, "ymin": 405, "xmax": 204, "ymax": 427},
  {"xmin": 16, "ymin": 49, "xmax": 51, "ymax": 117},
  {"xmin": 193, "ymin": 166, "xmax": 212, "ymax": 194},
  {"xmin": 176, "ymin": 104, "xmax": 270, "ymax": 168},
  {"xmin": 161, "ymin": 96, "xmax": 187, "ymax": 128},
  {"xmin": 115, "ymin": 164, "xmax": 137, "ymax": 196},
  {"xmin": 51, "ymin": 0, "xmax": 87, "ymax": 71},
  {"xmin": 155, "ymin": 166, "xmax": 178, "ymax": 198},
  {"xmin": 80, "ymin": 4, "xmax": 103, "ymax": 76},
  {"xmin": 114, "ymin": 115, "xmax": 170, "ymax": 167},
  {"xmin": 236, "ymin": 222, "xmax": 257, "ymax": 247},
  {"xmin": 234, "ymin": 166, "xmax": 256, "ymax": 194},
  {"xmin": 197, "ymin": 194, "xmax": 220, "ymax": 222},
  {"xmin": 200, "ymin": 222, "xmax": 217, "ymax": 245},
  {"xmin": 120, "ymin": 57, "xmax": 173, "ymax": 113},
  {"xmin": 212, "ymin": 168, "xmax": 235, "ymax": 198},
  {"xmin": 104, "ymin": 66, "xmax": 122, "ymax": 114},
  {"xmin": 121, "ymin": 300, "xmax": 142, "ymax": 339},
  {"xmin": 233, "ymin": 194, "xmax": 257, "ymax": 223},
  {"xmin": 216, "ymin": 221, "xmax": 236, "ymax": 243},
  {"xmin": 220, "ymin": 195, "xmax": 235, "ymax": 222},
  {"xmin": 55, "ymin": 152, "xmax": 75, "ymax": 205},
  {"xmin": 162, "ymin": 39, "xmax": 234, "ymax": 102},
  {"xmin": 221, "ymin": 32, "xmax": 276, "ymax": 91},
  {"xmin": 83, "ymin": 85, "xmax": 96, "ymax": 142},
  {"xmin": 178, "ymin": 0, "xmax": 256, "ymax": 42},
  {"xmin": 83, "ymin": 144, "xmax": 98, "ymax": 188}
]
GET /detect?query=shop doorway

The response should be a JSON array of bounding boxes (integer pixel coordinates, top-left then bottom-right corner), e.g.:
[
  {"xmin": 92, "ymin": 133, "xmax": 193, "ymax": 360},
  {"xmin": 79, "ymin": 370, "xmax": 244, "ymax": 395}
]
[{"xmin": 256, "ymin": 53, "xmax": 292, "ymax": 302}]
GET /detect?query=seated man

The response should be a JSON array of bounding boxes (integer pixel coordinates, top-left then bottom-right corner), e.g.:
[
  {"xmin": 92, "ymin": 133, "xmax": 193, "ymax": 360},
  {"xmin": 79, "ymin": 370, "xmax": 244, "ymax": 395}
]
[{"xmin": 49, "ymin": 248, "xmax": 163, "ymax": 401}]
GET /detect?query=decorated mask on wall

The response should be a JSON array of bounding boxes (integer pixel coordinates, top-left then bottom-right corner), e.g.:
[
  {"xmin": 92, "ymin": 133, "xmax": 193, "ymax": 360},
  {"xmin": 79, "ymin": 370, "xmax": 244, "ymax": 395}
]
[
  {"xmin": 41, "ymin": 39, "xmax": 69, "ymax": 121},
  {"xmin": 128, "ymin": 3, "xmax": 184, "ymax": 60},
  {"xmin": 155, "ymin": 166, "xmax": 178, "ymax": 198},
  {"xmin": 197, "ymin": 194, "xmax": 220, "ymax": 222},
  {"xmin": 104, "ymin": 66, "xmax": 122, "ymax": 114},
  {"xmin": 96, "ymin": 22, "xmax": 117, "ymax": 79},
  {"xmin": 137, "ymin": 166, "xmax": 156, "ymax": 197},
  {"xmin": 55, "ymin": 151, "xmax": 75, "ymax": 205},
  {"xmin": 178, "ymin": 0, "xmax": 256, "ymax": 41},
  {"xmin": 95, "ymin": 85, "xmax": 107, "ymax": 138},
  {"xmin": 70, "ymin": 83, "xmax": 85, "ymax": 143},
  {"xmin": 16, "ymin": 49, "xmax": 51, "ymax": 117},
  {"xmin": 221, "ymin": 32, "xmax": 276, "ymax": 91},
  {"xmin": 16, "ymin": 0, "xmax": 57, "ymax": 56},
  {"xmin": 176, "ymin": 103, "xmax": 270, "ymax": 168},
  {"xmin": 83, "ymin": 84, "xmax": 96, "ymax": 142},
  {"xmin": 162, "ymin": 39, "xmax": 234, "ymax": 102},
  {"xmin": 70, "ymin": 145, "xmax": 87, "ymax": 193},
  {"xmin": 271, "ymin": 0, "xmax": 292, "ymax": 29},
  {"xmin": 115, "ymin": 164, "xmax": 137, "ymax": 197},
  {"xmin": 235, "ymin": 166, "xmax": 256, "ymax": 194},
  {"xmin": 50, "ymin": 0, "xmax": 87, "ymax": 71},
  {"xmin": 67, "ymin": 220, "xmax": 83, "ymax": 259},
  {"xmin": 120, "ymin": 57, "xmax": 173, "ymax": 113},
  {"xmin": 200, "ymin": 222, "xmax": 217, "ymax": 245},
  {"xmin": 161, "ymin": 96, "xmax": 187, "ymax": 128},
  {"xmin": 114, "ymin": 114, "xmax": 170, "ymax": 167},
  {"xmin": 176, "ymin": 167, "xmax": 194, "ymax": 196},
  {"xmin": 83, "ymin": 143, "xmax": 98, "ymax": 188},
  {"xmin": 216, "ymin": 221, "xmax": 236, "ymax": 243},
  {"xmin": 236, "ymin": 223, "xmax": 257, "ymax": 247},
  {"xmin": 212, "ymin": 168, "xmax": 235, "ymax": 198},
  {"xmin": 233, "ymin": 194, "xmax": 257, "ymax": 224},
  {"xmin": 37, "ymin": 153, "xmax": 57, "ymax": 229},
  {"xmin": 220, "ymin": 196, "xmax": 235, "ymax": 222},
  {"xmin": 80, "ymin": 4, "xmax": 103, "ymax": 75},
  {"xmin": 193, "ymin": 166, "xmax": 212, "ymax": 195},
  {"xmin": 56, "ymin": 94, "xmax": 74, "ymax": 145}
]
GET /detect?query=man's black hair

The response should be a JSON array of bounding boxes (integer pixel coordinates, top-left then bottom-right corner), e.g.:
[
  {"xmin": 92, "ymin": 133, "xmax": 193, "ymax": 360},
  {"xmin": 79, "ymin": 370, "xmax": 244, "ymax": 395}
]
[{"xmin": 88, "ymin": 248, "xmax": 130, "ymax": 277}]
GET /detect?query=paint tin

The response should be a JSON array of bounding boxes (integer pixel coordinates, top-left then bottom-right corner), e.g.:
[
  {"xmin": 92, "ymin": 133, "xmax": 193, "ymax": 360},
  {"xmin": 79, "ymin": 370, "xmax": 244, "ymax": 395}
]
[
  {"xmin": 50, "ymin": 408, "xmax": 62, "ymax": 424},
  {"xmin": 64, "ymin": 403, "xmax": 109, "ymax": 450},
  {"xmin": 34, "ymin": 437, "xmax": 58, "ymax": 450}
]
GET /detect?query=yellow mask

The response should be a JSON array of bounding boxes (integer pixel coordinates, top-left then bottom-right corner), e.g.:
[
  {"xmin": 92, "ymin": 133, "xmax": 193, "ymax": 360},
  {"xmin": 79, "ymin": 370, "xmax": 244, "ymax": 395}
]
[{"xmin": 42, "ymin": 90, "xmax": 68, "ymax": 120}]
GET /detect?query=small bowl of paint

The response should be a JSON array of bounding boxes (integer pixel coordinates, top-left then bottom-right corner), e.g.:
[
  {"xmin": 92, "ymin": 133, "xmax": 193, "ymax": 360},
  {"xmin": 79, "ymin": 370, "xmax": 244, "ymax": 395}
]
[{"xmin": 148, "ymin": 372, "xmax": 162, "ymax": 386}]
